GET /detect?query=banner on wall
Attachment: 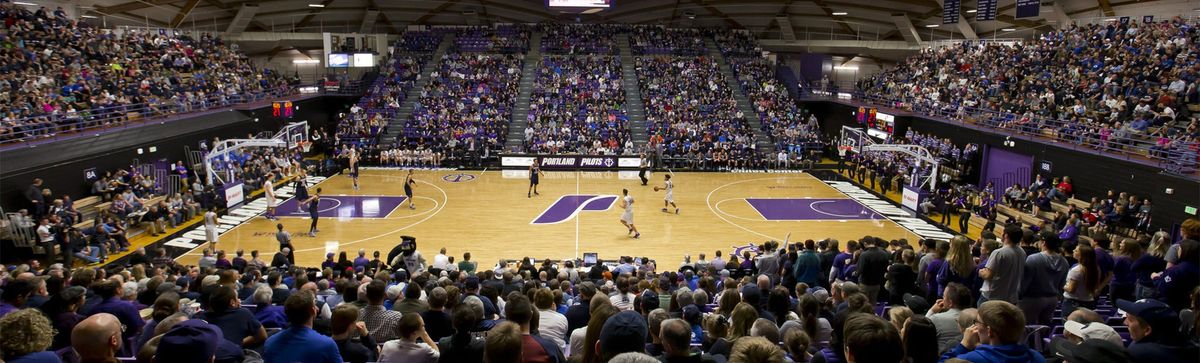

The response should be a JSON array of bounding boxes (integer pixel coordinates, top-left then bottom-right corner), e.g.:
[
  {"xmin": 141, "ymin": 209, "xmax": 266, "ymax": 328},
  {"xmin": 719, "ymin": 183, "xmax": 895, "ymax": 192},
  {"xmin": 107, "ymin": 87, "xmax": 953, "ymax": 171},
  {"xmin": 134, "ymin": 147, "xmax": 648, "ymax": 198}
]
[
  {"xmin": 223, "ymin": 182, "xmax": 244, "ymax": 208},
  {"xmin": 976, "ymin": 0, "xmax": 998, "ymax": 21},
  {"xmin": 500, "ymin": 155, "xmax": 641, "ymax": 169},
  {"xmin": 902, "ymin": 185, "xmax": 922, "ymax": 211},
  {"xmin": 1015, "ymin": 0, "xmax": 1040, "ymax": 19},
  {"xmin": 943, "ymin": 0, "xmax": 960, "ymax": 24}
]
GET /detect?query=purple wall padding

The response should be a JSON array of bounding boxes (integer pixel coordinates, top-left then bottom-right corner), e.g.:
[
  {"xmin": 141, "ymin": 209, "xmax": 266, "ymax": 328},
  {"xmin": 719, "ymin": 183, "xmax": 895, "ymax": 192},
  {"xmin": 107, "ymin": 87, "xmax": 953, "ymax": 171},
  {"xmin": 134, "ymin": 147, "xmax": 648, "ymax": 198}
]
[{"xmin": 979, "ymin": 145, "xmax": 1032, "ymax": 198}]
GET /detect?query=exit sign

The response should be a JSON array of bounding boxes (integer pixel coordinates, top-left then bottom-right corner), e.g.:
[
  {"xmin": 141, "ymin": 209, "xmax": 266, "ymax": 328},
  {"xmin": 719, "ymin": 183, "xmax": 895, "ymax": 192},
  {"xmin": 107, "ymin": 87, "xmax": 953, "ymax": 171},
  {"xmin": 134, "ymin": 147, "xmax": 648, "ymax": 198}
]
[{"xmin": 1186, "ymin": 206, "xmax": 1197, "ymax": 215}]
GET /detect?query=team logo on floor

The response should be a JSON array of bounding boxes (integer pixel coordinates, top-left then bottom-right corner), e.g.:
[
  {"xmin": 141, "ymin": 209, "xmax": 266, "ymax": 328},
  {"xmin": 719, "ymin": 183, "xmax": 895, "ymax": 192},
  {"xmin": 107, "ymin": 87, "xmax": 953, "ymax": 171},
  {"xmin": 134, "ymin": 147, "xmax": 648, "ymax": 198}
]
[
  {"xmin": 442, "ymin": 173, "xmax": 477, "ymax": 183},
  {"xmin": 531, "ymin": 194, "xmax": 618, "ymax": 224}
]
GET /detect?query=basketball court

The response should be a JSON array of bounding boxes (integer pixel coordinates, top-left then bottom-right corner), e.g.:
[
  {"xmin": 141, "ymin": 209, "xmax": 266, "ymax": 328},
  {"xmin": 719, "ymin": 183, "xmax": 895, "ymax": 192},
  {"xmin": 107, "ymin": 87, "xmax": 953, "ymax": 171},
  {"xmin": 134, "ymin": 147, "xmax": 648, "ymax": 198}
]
[{"xmin": 175, "ymin": 169, "xmax": 923, "ymax": 267}]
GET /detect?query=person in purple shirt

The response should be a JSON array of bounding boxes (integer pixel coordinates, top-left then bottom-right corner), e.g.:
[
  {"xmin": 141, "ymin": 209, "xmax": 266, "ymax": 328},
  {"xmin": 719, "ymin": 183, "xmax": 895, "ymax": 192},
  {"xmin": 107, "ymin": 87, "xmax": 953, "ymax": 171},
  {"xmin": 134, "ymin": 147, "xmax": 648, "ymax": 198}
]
[
  {"xmin": 1057, "ymin": 215, "xmax": 1080, "ymax": 244},
  {"xmin": 248, "ymin": 285, "xmax": 287, "ymax": 327},
  {"xmin": 831, "ymin": 241, "xmax": 858, "ymax": 282},
  {"xmin": 1109, "ymin": 238, "xmax": 1139, "ymax": 302},
  {"xmin": 353, "ymin": 249, "xmax": 370, "ymax": 271},
  {"xmin": 215, "ymin": 250, "xmax": 232, "ymax": 270},
  {"xmin": 924, "ymin": 241, "xmax": 948, "ymax": 299},
  {"xmin": 82, "ymin": 279, "xmax": 144, "ymax": 340},
  {"xmin": 1092, "ymin": 237, "xmax": 1115, "ymax": 294},
  {"xmin": 1154, "ymin": 239, "xmax": 1199, "ymax": 311},
  {"xmin": 321, "ymin": 252, "xmax": 336, "ymax": 270}
]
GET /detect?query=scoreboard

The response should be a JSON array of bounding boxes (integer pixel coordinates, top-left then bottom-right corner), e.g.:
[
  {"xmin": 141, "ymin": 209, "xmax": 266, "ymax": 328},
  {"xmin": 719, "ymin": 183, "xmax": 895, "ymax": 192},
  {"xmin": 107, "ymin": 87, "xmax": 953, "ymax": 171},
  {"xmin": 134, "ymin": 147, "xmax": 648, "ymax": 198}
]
[
  {"xmin": 857, "ymin": 106, "xmax": 895, "ymax": 139},
  {"xmin": 272, "ymin": 101, "xmax": 294, "ymax": 119}
]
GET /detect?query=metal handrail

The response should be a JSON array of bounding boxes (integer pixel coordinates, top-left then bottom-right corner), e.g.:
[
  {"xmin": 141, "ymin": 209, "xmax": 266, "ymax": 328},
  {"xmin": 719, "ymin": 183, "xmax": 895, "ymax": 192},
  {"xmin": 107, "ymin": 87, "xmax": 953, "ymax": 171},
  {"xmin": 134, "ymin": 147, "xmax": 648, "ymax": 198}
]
[{"xmin": 803, "ymin": 88, "xmax": 1198, "ymax": 173}]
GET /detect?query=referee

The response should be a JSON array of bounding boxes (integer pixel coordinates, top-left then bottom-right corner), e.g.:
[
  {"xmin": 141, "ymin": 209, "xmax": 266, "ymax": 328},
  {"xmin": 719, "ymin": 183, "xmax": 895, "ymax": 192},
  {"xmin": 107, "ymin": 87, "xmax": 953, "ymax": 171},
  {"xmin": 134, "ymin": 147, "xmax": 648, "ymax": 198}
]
[{"xmin": 638, "ymin": 152, "xmax": 649, "ymax": 186}]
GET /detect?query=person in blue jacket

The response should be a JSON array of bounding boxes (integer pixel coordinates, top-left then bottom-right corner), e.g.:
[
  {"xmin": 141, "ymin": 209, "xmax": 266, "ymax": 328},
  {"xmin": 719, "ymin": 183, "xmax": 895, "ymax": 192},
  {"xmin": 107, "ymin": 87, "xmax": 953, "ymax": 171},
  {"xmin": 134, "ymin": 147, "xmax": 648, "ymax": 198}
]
[{"xmin": 939, "ymin": 300, "xmax": 1045, "ymax": 363}]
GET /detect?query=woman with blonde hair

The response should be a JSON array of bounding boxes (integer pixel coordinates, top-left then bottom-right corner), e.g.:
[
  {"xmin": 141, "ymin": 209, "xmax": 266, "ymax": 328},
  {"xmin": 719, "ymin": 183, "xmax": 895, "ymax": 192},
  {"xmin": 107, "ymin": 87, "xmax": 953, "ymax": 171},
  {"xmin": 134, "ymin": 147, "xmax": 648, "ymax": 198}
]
[
  {"xmin": 709, "ymin": 302, "xmax": 760, "ymax": 358},
  {"xmin": 1133, "ymin": 232, "xmax": 1169, "ymax": 299},
  {"xmin": 936, "ymin": 236, "xmax": 977, "ymax": 298}
]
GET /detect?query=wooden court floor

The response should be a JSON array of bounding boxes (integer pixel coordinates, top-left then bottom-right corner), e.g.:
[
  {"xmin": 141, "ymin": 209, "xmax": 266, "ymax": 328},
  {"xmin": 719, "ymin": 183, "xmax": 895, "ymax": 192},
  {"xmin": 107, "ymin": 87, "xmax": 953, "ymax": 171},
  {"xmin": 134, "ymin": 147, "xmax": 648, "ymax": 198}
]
[{"xmin": 176, "ymin": 169, "xmax": 920, "ymax": 268}]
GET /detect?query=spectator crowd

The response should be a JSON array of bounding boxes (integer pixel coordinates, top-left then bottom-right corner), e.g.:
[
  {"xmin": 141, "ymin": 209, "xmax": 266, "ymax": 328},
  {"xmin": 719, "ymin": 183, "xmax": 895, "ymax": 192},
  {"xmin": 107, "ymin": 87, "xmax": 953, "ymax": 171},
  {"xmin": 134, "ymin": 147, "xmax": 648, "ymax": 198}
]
[{"xmin": 0, "ymin": 219, "xmax": 1196, "ymax": 363}]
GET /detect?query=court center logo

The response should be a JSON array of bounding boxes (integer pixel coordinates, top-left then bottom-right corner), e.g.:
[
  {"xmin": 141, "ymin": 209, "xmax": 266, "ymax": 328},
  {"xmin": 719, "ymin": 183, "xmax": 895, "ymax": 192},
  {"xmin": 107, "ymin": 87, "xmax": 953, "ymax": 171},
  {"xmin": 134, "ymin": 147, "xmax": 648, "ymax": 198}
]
[
  {"xmin": 531, "ymin": 194, "xmax": 618, "ymax": 224},
  {"xmin": 442, "ymin": 173, "xmax": 477, "ymax": 183}
]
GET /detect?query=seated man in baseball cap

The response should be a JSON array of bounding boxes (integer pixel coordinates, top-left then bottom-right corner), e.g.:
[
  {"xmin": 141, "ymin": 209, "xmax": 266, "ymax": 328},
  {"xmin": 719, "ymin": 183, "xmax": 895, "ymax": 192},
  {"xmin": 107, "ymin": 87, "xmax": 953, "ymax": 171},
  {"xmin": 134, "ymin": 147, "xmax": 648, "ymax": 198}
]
[
  {"xmin": 155, "ymin": 319, "xmax": 223, "ymax": 363},
  {"xmin": 1118, "ymin": 299, "xmax": 1199, "ymax": 361}
]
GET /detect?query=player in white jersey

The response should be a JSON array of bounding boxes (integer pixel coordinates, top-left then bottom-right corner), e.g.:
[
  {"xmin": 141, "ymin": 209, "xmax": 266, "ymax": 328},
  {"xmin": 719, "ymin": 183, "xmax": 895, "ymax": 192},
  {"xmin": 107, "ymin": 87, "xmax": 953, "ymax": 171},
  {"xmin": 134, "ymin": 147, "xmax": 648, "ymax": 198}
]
[
  {"xmin": 654, "ymin": 174, "xmax": 679, "ymax": 214},
  {"xmin": 619, "ymin": 188, "xmax": 640, "ymax": 239},
  {"xmin": 263, "ymin": 173, "xmax": 277, "ymax": 220},
  {"xmin": 204, "ymin": 206, "xmax": 219, "ymax": 251}
]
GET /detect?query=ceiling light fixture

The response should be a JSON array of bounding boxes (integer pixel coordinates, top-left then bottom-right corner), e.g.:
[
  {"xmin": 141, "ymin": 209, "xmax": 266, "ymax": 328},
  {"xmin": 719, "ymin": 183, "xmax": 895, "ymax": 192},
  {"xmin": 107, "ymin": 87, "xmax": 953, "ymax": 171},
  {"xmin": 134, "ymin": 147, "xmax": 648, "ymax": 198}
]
[
  {"xmin": 13, "ymin": 2, "xmax": 36, "ymax": 6},
  {"xmin": 926, "ymin": 24, "xmax": 939, "ymax": 28},
  {"xmin": 293, "ymin": 59, "xmax": 320, "ymax": 64},
  {"xmin": 308, "ymin": 4, "xmax": 325, "ymax": 8},
  {"xmin": 1104, "ymin": 18, "xmax": 1117, "ymax": 21},
  {"xmin": 966, "ymin": 9, "xmax": 977, "ymax": 13},
  {"xmin": 1002, "ymin": 28, "xmax": 1016, "ymax": 31},
  {"xmin": 833, "ymin": 65, "xmax": 858, "ymax": 70},
  {"xmin": 832, "ymin": 12, "xmax": 848, "ymax": 16},
  {"xmin": 81, "ymin": 15, "xmax": 98, "ymax": 19}
]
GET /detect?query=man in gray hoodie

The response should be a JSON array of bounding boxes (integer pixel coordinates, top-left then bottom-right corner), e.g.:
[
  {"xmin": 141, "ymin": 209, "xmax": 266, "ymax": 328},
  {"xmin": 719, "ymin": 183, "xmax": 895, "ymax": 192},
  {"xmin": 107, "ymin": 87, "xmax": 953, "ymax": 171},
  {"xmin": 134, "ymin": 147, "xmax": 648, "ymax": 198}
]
[{"xmin": 1018, "ymin": 232, "xmax": 1069, "ymax": 326}]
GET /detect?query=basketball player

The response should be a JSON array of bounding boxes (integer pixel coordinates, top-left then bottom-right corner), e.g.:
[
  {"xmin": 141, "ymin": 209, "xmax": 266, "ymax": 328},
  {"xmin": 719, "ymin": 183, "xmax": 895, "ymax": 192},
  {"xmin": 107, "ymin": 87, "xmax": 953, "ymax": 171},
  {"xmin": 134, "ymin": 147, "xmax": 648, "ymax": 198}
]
[
  {"xmin": 348, "ymin": 148, "xmax": 360, "ymax": 190},
  {"xmin": 294, "ymin": 170, "xmax": 309, "ymax": 213},
  {"xmin": 404, "ymin": 170, "xmax": 417, "ymax": 210},
  {"xmin": 528, "ymin": 158, "xmax": 543, "ymax": 198},
  {"xmin": 263, "ymin": 173, "xmax": 277, "ymax": 220},
  {"xmin": 638, "ymin": 152, "xmax": 649, "ymax": 186},
  {"xmin": 302, "ymin": 188, "xmax": 322, "ymax": 237},
  {"xmin": 654, "ymin": 174, "xmax": 679, "ymax": 214},
  {"xmin": 619, "ymin": 189, "xmax": 640, "ymax": 239},
  {"xmin": 204, "ymin": 206, "xmax": 219, "ymax": 251}
]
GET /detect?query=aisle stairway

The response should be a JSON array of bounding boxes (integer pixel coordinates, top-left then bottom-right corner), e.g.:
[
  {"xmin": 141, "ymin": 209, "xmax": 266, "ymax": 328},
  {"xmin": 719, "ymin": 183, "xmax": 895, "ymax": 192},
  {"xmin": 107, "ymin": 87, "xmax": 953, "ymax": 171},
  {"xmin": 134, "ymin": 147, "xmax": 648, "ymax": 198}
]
[
  {"xmin": 705, "ymin": 38, "xmax": 773, "ymax": 155},
  {"xmin": 504, "ymin": 31, "xmax": 542, "ymax": 152},
  {"xmin": 617, "ymin": 33, "xmax": 649, "ymax": 150},
  {"xmin": 382, "ymin": 33, "xmax": 454, "ymax": 146}
]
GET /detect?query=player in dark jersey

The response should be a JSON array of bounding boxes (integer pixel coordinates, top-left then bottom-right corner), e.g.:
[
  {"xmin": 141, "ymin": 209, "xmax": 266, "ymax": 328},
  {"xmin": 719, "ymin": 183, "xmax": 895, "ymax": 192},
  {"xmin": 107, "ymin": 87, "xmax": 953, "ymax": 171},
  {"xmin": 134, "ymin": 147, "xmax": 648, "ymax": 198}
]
[
  {"xmin": 349, "ymin": 149, "xmax": 360, "ymax": 190},
  {"xmin": 293, "ymin": 170, "xmax": 309, "ymax": 213},
  {"xmin": 302, "ymin": 188, "xmax": 322, "ymax": 237},
  {"xmin": 528, "ymin": 158, "xmax": 543, "ymax": 198},
  {"xmin": 404, "ymin": 170, "xmax": 417, "ymax": 210}
]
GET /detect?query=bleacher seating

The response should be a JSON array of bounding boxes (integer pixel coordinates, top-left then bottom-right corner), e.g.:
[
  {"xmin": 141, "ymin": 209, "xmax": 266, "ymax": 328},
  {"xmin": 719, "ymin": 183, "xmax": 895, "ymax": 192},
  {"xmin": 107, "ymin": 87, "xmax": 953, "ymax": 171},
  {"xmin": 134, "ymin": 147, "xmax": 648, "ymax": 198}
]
[{"xmin": 523, "ymin": 55, "xmax": 630, "ymax": 154}]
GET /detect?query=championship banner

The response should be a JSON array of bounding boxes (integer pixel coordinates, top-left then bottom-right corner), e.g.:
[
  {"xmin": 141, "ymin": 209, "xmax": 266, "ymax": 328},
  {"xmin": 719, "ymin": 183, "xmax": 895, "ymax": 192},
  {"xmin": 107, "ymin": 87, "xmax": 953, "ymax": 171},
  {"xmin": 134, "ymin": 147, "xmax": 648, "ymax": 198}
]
[
  {"xmin": 976, "ymin": 0, "xmax": 998, "ymax": 21},
  {"xmin": 943, "ymin": 0, "xmax": 960, "ymax": 24},
  {"xmin": 1015, "ymin": 0, "xmax": 1040, "ymax": 19}
]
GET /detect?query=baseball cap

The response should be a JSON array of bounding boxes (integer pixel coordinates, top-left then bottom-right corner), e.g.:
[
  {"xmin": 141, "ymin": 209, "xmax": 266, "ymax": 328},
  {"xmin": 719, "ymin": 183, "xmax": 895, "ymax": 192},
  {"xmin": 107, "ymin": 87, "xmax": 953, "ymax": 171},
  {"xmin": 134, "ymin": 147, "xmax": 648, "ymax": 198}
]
[
  {"xmin": 639, "ymin": 290, "xmax": 659, "ymax": 312},
  {"xmin": 903, "ymin": 293, "xmax": 930, "ymax": 315},
  {"xmin": 155, "ymin": 320, "xmax": 222, "ymax": 363},
  {"xmin": 1116, "ymin": 299, "xmax": 1178, "ymax": 332},
  {"xmin": 599, "ymin": 310, "xmax": 649, "ymax": 355},
  {"xmin": 1063, "ymin": 321, "xmax": 1123, "ymax": 347},
  {"xmin": 682, "ymin": 304, "xmax": 701, "ymax": 325},
  {"xmin": 464, "ymin": 276, "xmax": 480, "ymax": 290},
  {"xmin": 1052, "ymin": 338, "xmax": 1132, "ymax": 363}
]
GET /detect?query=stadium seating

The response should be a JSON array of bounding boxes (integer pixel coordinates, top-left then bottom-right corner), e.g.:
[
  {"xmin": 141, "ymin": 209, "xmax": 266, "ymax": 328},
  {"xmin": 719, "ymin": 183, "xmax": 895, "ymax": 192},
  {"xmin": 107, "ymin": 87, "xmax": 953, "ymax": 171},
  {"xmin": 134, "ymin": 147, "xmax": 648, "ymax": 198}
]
[
  {"xmin": 523, "ymin": 55, "xmax": 630, "ymax": 154},
  {"xmin": 856, "ymin": 19, "xmax": 1199, "ymax": 166},
  {"xmin": 0, "ymin": 3, "xmax": 287, "ymax": 145},
  {"xmin": 636, "ymin": 56, "xmax": 760, "ymax": 169},
  {"xmin": 404, "ymin": 53, "xmax": 523, "ymax": 150}
]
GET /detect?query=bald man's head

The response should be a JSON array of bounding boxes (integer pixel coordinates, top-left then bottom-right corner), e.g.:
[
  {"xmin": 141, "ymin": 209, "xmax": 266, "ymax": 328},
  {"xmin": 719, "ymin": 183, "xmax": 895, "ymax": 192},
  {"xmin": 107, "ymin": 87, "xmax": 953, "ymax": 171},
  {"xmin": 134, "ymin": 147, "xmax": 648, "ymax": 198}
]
[
  {"xmin": 300, "ymin": 281, "xmax": 318, "ymax": 293},
  {"xmin": 72, "ymin": 313, "xmax": 122, "ymax": 360}
]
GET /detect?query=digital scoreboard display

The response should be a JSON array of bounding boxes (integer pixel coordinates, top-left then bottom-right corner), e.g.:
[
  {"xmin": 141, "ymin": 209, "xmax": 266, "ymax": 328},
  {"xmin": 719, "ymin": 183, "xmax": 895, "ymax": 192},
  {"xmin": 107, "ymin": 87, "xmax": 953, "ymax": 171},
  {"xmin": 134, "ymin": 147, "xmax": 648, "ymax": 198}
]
[
  {"xmin": 548, "ymin": 0, "xmax": 612, "ymax": 8},
  {"xmin": 272, "ymin": 101, "xmax": 294, "ymax": 119}
]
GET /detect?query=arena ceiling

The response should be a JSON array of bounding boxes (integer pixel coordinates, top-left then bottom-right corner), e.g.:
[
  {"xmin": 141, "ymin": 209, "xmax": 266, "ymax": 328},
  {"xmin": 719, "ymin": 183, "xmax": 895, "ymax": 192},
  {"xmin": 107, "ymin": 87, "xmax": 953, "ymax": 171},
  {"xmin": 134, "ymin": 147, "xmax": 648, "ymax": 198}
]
[{"xmin": 76, "ymin": 0, "xmax": 1195, "ymax": 60}]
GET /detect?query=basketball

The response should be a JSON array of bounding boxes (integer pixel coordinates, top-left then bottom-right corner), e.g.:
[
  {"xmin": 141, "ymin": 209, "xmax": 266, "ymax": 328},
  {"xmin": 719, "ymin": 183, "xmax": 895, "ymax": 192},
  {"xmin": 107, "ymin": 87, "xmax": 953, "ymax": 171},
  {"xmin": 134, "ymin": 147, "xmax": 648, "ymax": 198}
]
[{"xmin": 654, "ymin": 187, "xmax": 660, "ymax": 191}]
